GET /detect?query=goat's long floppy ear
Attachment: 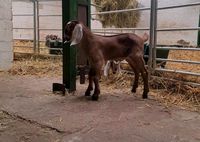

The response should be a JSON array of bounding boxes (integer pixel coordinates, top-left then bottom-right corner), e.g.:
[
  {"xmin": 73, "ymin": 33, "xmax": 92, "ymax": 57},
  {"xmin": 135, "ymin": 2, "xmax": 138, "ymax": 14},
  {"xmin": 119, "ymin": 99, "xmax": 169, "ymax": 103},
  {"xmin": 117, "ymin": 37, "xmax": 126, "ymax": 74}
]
[{"xmin": 70, "ymin": 24, "xmax": 83, "ymax": 46}]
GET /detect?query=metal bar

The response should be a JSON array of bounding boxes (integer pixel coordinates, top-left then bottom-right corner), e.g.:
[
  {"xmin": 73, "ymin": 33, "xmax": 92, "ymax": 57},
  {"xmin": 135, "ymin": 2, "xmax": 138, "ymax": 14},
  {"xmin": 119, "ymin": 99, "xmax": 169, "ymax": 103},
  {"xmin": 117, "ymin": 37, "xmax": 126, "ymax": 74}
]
[
  {"xmin": 156, "ymin": 58, "xmax": 200, "ymax": 65},
  {"xmin": 92, "ymin": 32, "xmax": 132, "ymax": 35},
  {"xmin": 91, "ymin": 7, "xmax": 150, "ymax": 15},
  {"xmin": 39, "ymin": 47, "xmax": 62, "ymax": 50},
  {"xmin": 12, "ymin": 0, "xmax": 32, "ymax": 1},
  {"xmin": 157, "ymin": 44, "xmax": 194, "ymax": 47},
  {"xmin": 149, "ymin": 0, "xmax": 154, "ymax": 71},
  {"xmin": 157, "ymin": 27, "xmax": 200, "ymax": 32},
  {"xmin": 157, "ymin": 2, "xmax": 200, "ymax": 10},
  {"xmin": 13, "ymin": 39, "xmax": 34, "ymax": 41},
  {"xmin": 198, "ymin": 14, "xmax": 200, "ymax": 47},
  {"xmin": 153, "ymin": 0, "xmax": 158, "ymax": 70},
  {"xmin": 13, "ymin": 28, "xmax": 34, "ymax": 30},
  {"xmin": 151, "ymin": 76, "xmax": 200, "ymax": 87},
  {"xmin": 38, "ymin": 28, "xmax": 62, "ymax": 31},
  {"xmin": 36, "ymin": 0, "xmax": 61, "ymax": 1},
  {"xmin": 13, "ymin": 46, "xmax": 34, "ymax": 48},
  {"xmin": 39, "ymin": 15, "xmax": 62, "ymax": 17},
  {"xmin": 156, "ymin": 47, "xmax": 200, "ymax": 51},
  {"xmin": 33, "ymin": 0, "xmax": 37, "ymax": 53},
  {"xmin": 149, "ymin": 0, "xmax": 158, "ymax": 71},
  {"xmin": 36, "ymin": 0, "xmax": 40, "ymax": 54},
  {"xmin": 155, "ymin": 68, "xmax": 200, "ymax": 77},
  {"xmin": 92, "ymin": 27, "xmax": 150, "ymax": 31},
  {"xmin": 13, "ymin": 14, "xmax": 34, "ymax": 16}
]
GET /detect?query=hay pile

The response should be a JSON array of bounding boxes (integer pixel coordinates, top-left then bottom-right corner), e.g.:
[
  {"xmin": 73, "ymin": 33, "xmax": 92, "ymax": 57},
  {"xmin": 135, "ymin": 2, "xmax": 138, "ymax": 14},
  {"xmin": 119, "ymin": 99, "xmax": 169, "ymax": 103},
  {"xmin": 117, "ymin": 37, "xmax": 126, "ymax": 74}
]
[
  {"xmin": 165, "ymin": 50, "xmax": 200, "ymax": 84},
  {"xmin": 8, "ymin": 54, "xmax": 62, "ymax": 77},
  {"xmin": 100, "ymin": 71, "xmax": 200, "ymax": 112},
  {"xmin": 93, "ymin": 0, "xmax": 140, "ymax": 28},
  {"xmin": 150, "ymin": 75, "xmax": 200, "ymax": 111},
  {"xmin": 14, "ymin": 40, "xmax": 50, "ymax": 55}
]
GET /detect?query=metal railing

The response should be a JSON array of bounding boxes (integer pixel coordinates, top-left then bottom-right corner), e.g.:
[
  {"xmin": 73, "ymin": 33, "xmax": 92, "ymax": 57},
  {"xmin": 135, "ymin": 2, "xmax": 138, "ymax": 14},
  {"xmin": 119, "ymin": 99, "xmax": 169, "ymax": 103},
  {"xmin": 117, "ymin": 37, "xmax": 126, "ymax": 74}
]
[
  {"xmin": 151, "ymin": 0, "xmax": 200, "ymax": 79},
  {"xmin": 91, "ymin": 0, "xmax": 200, "ymax": 86},
  {"xmin": 12, "ymin": 0, "xmax": 200, "ymax": 85},
  {"xmin": 12, "ymin": 0, "xmax": 62, "ymax": 55}
]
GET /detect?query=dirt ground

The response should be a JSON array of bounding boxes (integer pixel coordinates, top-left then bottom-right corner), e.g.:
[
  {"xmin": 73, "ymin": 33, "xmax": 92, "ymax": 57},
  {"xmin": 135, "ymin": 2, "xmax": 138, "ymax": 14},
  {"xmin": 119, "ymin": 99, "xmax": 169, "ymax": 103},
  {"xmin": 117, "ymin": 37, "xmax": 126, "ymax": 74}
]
[{"xmin": 0, "ymin": 72, "xmax": 200, "ymax": 142}]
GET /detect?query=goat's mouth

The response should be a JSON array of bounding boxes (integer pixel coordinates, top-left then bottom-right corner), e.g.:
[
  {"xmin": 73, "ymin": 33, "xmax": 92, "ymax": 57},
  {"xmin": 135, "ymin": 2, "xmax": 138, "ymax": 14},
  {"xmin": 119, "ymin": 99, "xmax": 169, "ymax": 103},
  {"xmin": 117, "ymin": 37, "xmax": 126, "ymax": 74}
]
[
  {"xmin": 63, "ymin": 35, "xmax": 72, "ymax": 44},
  {"xmin": 64, "ymin": 40, "xmax": 70, "ymax": 44}
]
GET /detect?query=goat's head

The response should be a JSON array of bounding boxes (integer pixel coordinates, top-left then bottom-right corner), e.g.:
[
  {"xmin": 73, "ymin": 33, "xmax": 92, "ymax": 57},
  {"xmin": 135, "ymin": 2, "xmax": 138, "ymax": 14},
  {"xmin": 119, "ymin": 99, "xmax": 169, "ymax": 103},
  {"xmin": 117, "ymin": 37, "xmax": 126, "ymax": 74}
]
[
  {"xmin": 110, "ymin": 61, "xmax": 121, "ymax": 74},
  {"xmin": 64, "ymin": 20, "xmax": 83, "ymax": 46}
]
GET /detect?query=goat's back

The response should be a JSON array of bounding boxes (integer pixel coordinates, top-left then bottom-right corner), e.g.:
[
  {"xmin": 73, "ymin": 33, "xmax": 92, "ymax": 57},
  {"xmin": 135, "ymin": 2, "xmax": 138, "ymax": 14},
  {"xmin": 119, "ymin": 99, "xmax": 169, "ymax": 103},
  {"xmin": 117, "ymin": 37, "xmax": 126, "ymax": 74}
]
[{"xmin": 94, "ymin": 33, "xmax": 144, "ymax": 60}]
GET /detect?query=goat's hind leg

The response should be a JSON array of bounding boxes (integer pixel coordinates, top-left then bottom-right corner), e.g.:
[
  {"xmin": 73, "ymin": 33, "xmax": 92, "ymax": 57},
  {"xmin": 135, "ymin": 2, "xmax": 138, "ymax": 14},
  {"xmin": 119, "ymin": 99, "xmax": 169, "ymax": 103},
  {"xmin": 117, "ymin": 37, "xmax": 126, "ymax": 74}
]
[
  {"xmin": 131, "ymin": 69, "xmax": 139, "ymax": 93},
  {"xmin": 138, "ymin": 57, "xmax": 149, "ymax": 99},
  {"xmin": 127, "ymin": 56, "xmax": 149, "ymax": 99},
  {"xmin": 140, "ymin": 64, "xmax": 149, "ymax": 99},
  {"xmin": 85, "ymin": 68, "xmax": 94, "ymax": 96}
]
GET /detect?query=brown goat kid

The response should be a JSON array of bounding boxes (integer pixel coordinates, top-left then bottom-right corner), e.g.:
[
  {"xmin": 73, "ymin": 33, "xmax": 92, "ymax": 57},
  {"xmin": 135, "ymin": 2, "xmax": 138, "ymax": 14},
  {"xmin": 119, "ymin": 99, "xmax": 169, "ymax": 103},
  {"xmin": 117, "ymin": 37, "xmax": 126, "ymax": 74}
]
[{"xmin": 64, "ymin": 20, "xmax": 149, "ymax": 101}]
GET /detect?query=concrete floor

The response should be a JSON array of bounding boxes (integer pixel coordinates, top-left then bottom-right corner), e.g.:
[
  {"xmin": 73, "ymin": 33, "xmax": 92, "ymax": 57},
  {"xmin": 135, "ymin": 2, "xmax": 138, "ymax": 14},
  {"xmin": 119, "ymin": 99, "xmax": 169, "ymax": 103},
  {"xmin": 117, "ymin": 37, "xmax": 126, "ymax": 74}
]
[{"xmin": 0, "ymin": 73, "xmax": 200, "ymax": 142}]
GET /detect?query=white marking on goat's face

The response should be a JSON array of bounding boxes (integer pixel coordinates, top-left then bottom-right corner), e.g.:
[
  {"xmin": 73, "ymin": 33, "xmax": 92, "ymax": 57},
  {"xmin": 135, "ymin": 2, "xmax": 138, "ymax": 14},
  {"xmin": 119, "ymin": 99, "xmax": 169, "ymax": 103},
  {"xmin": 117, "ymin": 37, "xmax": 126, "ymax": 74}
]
[{"xmin": 67, "ymin": 21, "xmax": 72, "ymax": 25}]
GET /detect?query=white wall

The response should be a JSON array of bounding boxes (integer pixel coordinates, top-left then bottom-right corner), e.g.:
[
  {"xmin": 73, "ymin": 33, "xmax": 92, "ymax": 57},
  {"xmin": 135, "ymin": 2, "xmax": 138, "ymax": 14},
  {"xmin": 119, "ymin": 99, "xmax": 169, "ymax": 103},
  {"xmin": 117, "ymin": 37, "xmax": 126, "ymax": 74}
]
[
  {"xmin": 12, "ymin": 1, "xmax": 62, "ymax": 41},
  {"xmin": 0, "ymin": 0, "xmax": 13, "ymax": 71}
]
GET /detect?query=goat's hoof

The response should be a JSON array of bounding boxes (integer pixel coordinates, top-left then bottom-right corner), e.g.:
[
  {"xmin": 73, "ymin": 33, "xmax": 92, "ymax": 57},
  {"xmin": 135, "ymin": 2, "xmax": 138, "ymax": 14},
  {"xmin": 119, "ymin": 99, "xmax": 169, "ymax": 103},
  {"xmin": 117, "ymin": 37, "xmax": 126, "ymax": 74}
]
[
  {"xmin": 142, "ymin": 93, "xmax": 148, "ymax": 99},
  {"xmin": 131, "ymin": 88, "xmax": 136, "ymax": 93},
  {"xmin": 92, "ymin": 95, "xmax": 99, "ymax": 101},
  {"xmin": 85, "ymin": 91, "xmax": 91, "ymax": 96}
]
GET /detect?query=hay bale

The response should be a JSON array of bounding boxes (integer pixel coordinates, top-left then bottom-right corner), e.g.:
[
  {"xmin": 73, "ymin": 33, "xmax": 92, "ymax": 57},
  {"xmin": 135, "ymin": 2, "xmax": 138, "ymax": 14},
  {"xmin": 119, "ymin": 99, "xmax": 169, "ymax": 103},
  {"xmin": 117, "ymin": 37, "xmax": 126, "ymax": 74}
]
[{"xmin": 93, "ymin": 0, "xmax": 140, "ymax": 28}]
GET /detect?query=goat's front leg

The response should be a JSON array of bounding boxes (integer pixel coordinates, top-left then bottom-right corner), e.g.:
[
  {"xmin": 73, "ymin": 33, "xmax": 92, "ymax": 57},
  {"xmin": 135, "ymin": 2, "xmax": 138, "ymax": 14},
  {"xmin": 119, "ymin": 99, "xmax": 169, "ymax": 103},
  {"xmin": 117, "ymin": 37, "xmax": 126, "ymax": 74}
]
[
  {"xmin": 92, "ymin": 75, "xmax": 100, "ymax": 101},
  {"xmin": 91, "ymin": 60, "xmax": 103, "ymax": 101},
  {"xmin": 85, "ymin": 68, "xmax": 94, "ymax": 96}
]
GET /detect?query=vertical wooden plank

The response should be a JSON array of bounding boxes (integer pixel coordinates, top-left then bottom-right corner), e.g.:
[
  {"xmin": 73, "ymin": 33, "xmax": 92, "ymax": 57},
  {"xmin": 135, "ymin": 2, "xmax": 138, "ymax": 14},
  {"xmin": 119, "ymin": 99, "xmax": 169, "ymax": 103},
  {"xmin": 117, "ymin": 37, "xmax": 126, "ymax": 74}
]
[
  {"xmin": 76, "ymin": 0, "xmax": 90, "ymax": 66},
  {"xmin": 61, "ymin": 0, "xmax": 90, "ymax": 92}
]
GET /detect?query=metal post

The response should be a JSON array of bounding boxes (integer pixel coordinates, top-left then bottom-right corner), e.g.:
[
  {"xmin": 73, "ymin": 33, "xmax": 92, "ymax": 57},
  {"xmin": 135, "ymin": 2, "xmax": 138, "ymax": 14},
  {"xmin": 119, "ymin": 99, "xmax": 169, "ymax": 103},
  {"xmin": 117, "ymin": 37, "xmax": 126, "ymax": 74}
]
[
  {"xmin": 36, "ymin": 0, "xmax": 40, "ymax": 53},
  {"xmin": 33, "ymin": 0, "xmax": 37, "ymax": 53},
  {"xmin": 62, "ymin": 0, "xmax": 77, "ymax": 92},
  {"xmin": 149, "ymin": 0, "xmax": 158, "ymax": 71},
  {"xmin": 198, "ymin": 13, "xmax": 200, "ymax": 47}
]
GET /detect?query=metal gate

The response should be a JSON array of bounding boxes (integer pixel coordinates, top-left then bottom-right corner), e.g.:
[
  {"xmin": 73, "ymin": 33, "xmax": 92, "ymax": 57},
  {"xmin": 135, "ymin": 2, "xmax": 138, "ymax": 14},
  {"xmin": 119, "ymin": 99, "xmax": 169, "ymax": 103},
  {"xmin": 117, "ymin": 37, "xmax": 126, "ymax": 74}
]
[
  {"xmin": 12, "ymin": 0, "xmax": 62, "ymax": 55},
  {"xmin": 91, "ymin": 0, "xmax": 200, "ymax": 86}
]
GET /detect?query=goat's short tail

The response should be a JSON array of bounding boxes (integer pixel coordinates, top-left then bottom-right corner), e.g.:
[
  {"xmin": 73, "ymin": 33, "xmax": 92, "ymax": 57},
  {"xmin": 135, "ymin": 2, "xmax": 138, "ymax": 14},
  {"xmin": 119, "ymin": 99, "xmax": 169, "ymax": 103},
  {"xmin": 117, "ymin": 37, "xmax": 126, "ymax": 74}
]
[{"xmin": 142, "ymin": 32, "xmax": 149, "ymax": 42}]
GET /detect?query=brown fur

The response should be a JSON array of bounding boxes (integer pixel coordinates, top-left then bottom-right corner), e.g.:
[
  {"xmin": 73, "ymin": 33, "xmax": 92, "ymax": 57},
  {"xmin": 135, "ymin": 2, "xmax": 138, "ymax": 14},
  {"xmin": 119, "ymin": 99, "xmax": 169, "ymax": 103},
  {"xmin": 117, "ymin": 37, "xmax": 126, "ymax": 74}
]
[{"xmin": 64, "ymin": 21, "xmax": 149, "ymax": 101}]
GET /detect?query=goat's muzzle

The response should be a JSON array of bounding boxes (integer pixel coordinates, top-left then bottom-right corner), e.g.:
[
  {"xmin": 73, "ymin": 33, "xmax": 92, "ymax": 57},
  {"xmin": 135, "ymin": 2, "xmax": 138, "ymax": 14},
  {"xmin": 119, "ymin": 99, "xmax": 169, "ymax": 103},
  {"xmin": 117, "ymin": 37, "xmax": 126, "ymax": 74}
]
[{"xmin": 64, "ymin": 40, "xmax": 70, "ymax": 44}]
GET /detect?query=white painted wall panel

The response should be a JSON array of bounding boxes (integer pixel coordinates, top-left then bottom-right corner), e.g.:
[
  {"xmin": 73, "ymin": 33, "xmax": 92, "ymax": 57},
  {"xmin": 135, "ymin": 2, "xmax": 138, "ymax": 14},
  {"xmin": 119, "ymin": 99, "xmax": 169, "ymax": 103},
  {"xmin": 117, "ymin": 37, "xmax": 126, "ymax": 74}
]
[{"xmin": 0, "ymin": 0, "xmax": 13, "ymax": 71}]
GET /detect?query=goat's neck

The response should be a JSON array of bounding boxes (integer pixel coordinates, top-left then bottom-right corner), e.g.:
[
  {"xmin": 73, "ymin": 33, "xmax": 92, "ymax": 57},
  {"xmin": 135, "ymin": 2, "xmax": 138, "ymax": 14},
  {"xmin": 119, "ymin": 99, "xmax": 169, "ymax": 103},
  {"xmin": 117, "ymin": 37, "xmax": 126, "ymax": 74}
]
[{"xmin": 79, "ymin": 26, "xmax": 94, "ymax": 51}]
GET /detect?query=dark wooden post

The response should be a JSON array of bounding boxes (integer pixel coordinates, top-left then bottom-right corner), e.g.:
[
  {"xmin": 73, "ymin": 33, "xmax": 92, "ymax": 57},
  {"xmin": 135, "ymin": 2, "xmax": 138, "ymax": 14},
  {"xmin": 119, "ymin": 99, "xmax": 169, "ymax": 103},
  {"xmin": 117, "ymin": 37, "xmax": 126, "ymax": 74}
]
[
  {"xmin": 53, "ymin": 0, "xmax": 90, "ymax": 94},
  {"xmin": 62, "ymin": 0, "xmax": 77, "ymax": 92}
]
